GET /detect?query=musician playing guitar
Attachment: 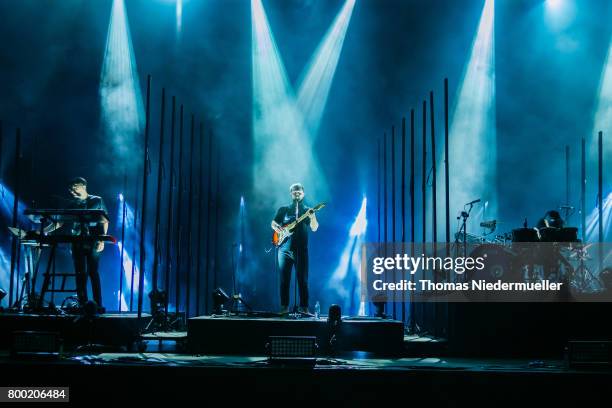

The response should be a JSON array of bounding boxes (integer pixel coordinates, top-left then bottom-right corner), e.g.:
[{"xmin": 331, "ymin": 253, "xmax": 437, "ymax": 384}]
[
  {"xmin": 46, "ymin": 177, "xmax": 109, "ymax": 311},
  {"xmin": 271, "ymin": 183, "xmax": 318, "ymax": 315}
]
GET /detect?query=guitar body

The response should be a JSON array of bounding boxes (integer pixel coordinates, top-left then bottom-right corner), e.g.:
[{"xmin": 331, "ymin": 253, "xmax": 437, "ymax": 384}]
[
  {"xmin": 271, "ymin": 226, "xmax": 293, "ymax": 247},
  {"xmin": 271, "ymin": 202, "xmax": 326, "ymax": 247}
]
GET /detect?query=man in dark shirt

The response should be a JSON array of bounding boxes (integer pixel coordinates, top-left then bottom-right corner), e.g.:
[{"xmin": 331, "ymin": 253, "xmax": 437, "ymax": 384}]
[
  {"xmin": 271, "ymin": 183, "xmax": 318, "ymax": 314},
  {"xmin": 67, "ymin": 177, "xmax": 109, "ymax": 309}
]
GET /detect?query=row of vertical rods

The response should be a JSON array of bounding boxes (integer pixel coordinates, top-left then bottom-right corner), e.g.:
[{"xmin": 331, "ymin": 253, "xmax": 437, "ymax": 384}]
[
  {"xmin": 377, "ymin": 79, "xmax": 451, "ymax": 325},
  {"xmin": 130, "ymin": 75, "xmax": 219, "ymax": 320}
]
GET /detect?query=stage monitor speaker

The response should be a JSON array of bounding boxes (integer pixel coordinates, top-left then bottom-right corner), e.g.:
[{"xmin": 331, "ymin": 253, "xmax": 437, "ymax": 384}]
[
  {"xmin": 11, "ymin": 331, "xmax": 62, "ymax": 359},
  {"xmin": 266, "ymin": 336, "xmax": 317, "ymax": 365},
  {"xmin": 566, "ymin": 341, "xmax": 612, "ymax": 368}
]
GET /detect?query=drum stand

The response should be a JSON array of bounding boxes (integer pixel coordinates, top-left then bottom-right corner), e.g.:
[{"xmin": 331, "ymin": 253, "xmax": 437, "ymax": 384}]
[{"xmin": 569, "ymin": 243, "xmax": 600, "ymax": 291}]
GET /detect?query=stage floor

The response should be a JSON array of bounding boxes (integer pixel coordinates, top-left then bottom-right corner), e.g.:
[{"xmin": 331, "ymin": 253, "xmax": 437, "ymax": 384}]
[{"xmin": 1, "ymin": 350, "xmax": 610, "ymax": 404}]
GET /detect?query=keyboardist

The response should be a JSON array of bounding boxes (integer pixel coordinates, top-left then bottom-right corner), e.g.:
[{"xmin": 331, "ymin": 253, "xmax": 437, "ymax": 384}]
[{"xmin": 46, "ymin": 177, "xmax": 109, "ymax": 312}]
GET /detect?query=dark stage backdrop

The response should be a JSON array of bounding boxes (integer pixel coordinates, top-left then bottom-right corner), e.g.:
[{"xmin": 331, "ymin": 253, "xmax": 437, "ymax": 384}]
[{"xmin": 0, "ymin": 0, "xmax": 610, "ymax": 313}]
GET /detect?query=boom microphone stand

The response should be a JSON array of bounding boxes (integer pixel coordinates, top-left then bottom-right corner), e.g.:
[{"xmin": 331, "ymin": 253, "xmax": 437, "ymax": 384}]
[{"xmin": 456, "ymin": 199, "xmax": 480, "ymax": 259}]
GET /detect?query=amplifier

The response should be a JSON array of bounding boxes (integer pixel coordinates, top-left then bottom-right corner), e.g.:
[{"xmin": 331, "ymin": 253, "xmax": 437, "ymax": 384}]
[{"xmin": 566, "ymin": 341, "xmax": 612, "ymax": 368}]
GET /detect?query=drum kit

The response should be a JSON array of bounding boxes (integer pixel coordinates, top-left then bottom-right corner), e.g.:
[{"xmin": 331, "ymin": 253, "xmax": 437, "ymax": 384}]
[{"xmin": 459, "ymin": 219, "xmax": 600, "ymax": 291}]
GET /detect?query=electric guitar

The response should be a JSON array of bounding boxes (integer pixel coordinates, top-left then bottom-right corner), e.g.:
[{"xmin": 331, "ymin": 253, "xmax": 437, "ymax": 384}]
[{"xmin": 271, "ymin": 202, "xmax": 326, "ymax": 247}]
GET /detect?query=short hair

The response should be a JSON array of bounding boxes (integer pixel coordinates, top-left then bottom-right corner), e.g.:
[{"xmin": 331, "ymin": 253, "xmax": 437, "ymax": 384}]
[
  {"xmin": 69, "ymin": 177, "xmax": 87, "ymax": 187},
  {"xmin": 289, "ymin": 183, "xmax": 304, "ymax": 192}
]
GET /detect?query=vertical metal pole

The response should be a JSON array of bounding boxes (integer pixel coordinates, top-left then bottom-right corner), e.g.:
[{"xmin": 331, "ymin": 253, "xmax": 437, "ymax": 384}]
[
  {"xmin": 118, "ymin": 174, "xmax": 127, "ymax": 311},
  {"xmin": 598, "ymin": 131, "xmax": 603, "ymax": 271},
  {"xmin": 175, "ymin": 105, "xmax": 185, "ymax": 314},
  {"xmin": 376, "ymin": 137, "xmax": 382, "ymax": 318},
  {"xmin": 137, "ymin": 74, "xmax": 152, "ymax": 318},
  {"xmin": 384, "ymin": 132, "xmax": 388, "ymax": 244},
  {"xmin": 196, "ymin": 122, "xmax": 204, "ymax": 316},
  {"xmin": 410, "ymin": 110, "xmax": 415, "ymax": 245},
  {"xmin": 130, "ymin": 176, "xmax": 139, "ymax": 312},
  {"xmin": 391, "ymin": 125, "xmax": 396, "ymax": 320},
  {"xmin": 409, "ymin": 109, "xmax": 416, "ymax": 332},
  {"xmin": 9, "ymin": 128, "xmax": 21, "ymax": 307},
  {"xmin": 213, "ymin": 144, "xmax": 220, "ymax": 291},
  {"xmin": 421, "ymin": 100, "xmax": 427, "ymax": 333},
  {"xmin": 383, "ymin": 131, "xmax": 387, "ymax": 317},
  {"xmin": 581, "ymin": 138, "xmax": 586, "ymax": 242},
  {"xmin": 186, "ymin": 114, "xmax": 195, "ymax": 318},
  {"xmin": 401, "ymin": 117, "xmax": 406, "ymax": 323},
  {"xmin": 204, "ymin": 131, "xmax": 213, "ymax": 314},
  {"xmin": 152, "ymin": 88, "xmax": 166, "ymax": 296},
  {"xmin": 444, "ymin": 78, "xmax": 450, "ymax": 251},
  {"xmin": 430, "ymin": 91, "xmax": 437, "ymax": 246},
  {"xmin": 422, "ymin": 101, "xmax": 427, "ymax": 244},
  {"xmin": 377, "ymin": 138, "xmax": 381, "ymax": 244},
  {"xmin": 565, "ymin": 145, "xmax": 571, "ymax": 224},
  {"xmin": 165, "ymin": 96, "xmax": 176, "ymax": 316},
  {"xmin": 430, "ymin": 91, "xmax": 438, "ymax": 336},
  {"xmin": 392, "ymin": 126, "xmax": 396, "ymax": 244},
  {"xmin": 443, "ymin": 79, "xmax": 450, "ymax": 338}
]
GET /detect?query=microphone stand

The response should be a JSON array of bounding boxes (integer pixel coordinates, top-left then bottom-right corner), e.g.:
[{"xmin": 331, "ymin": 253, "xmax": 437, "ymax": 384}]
[
  {"xmin": 456, "ymin": 201, "xmax": 478, "ymax": 259},
  {"xmin": 289, "ymin": 200, "xmax": 311, "ymax": 319},
  {"xmin": 291, "ymin": 201, "xmax": 300, "ymax": 317}
]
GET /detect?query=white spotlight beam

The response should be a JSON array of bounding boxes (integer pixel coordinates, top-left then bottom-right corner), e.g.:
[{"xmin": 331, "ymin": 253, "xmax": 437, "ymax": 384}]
[
  {"xmin": 585, "ymin": 192, "xmax": 612, "ymax": 242},
  {"xmin": 448, "ymin": 0, "xmax": 496, "ymax": 231},
  {"xmin": 328, "ymin": 197, "xmax": 367, "ymax": 315},
  {"xmin": 176, "ymin": 0, "xmax": 183, "ymax": 42},
  {"xmin": 251, "ymin": 0, "xmax": 327, "ymax": 204},
  {"xmin": 100, "ymin": 0, "xmax": 144, "ymax": 167},
  {"xmin": 592, "ymin": 40, "xmax": 612, "ymax": 162},
  {"xmin": 297, "ymin": 0, "xmax": 356, "ymax": 137}
]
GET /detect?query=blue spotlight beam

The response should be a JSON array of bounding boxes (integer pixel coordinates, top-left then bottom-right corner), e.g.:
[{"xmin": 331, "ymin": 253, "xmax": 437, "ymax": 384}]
[
  {"xmin": 448, "ymin": 0, "xmax": 496, "ymax": 233},
  {"xmin": 100, "ymin": 0, "xmax": 144, "ymax": 170}
]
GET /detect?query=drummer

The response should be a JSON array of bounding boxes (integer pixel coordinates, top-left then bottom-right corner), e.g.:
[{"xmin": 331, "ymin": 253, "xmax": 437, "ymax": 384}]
[
  {"xmin": 536, "ymin": 210, "xmax": 564, "ymax": 229},
  {"xmin": 535, "ymin": 210, "xmax": 572, "ymax": 281}
]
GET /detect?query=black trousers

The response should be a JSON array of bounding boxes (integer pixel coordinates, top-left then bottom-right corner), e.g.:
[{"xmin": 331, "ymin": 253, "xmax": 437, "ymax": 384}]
[
  {"xmin": 72, "ymin": 244, "xmax": 103, "ymax": 307},
  {"xmin": 278, "ymin": 246, "xmax": 309, "ymax": 308}
]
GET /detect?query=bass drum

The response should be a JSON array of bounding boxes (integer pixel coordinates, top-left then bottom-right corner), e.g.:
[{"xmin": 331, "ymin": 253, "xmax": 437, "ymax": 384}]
[
  {"xmin": 468, "ymin": 244, "xmax": 521, "ymax": 283},
  {"xmin": 558, "ymin": 227, "xmax": 579, "ymax": 243},
  {"xmin": 512, "ymin": 228, "xmax": 539, "ymax": 243}
]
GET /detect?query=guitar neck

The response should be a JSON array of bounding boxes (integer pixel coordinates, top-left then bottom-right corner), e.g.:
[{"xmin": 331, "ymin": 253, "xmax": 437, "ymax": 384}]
[
  {"xmin": 284, "ymin": 203, "xmax": 324, "ymax": 230},
  {"xmin": 286, "ymin": 212, "xmax": 310, "ymax": 229}
]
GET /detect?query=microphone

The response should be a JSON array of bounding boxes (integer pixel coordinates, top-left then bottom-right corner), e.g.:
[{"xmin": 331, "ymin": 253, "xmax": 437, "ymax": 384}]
[{"xmin": 466, "ymin": 198, "xmax": 481, "ymax": 206}]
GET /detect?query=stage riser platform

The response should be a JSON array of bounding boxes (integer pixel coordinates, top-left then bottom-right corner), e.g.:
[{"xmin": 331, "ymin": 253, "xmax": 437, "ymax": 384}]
[
  {"xmin": 0, "ymin": 313, "xmax": 150, "ymax": 351},
  {"xmin": 187, "ymin": 316, "xmax": 404, "ymax": 355}
]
